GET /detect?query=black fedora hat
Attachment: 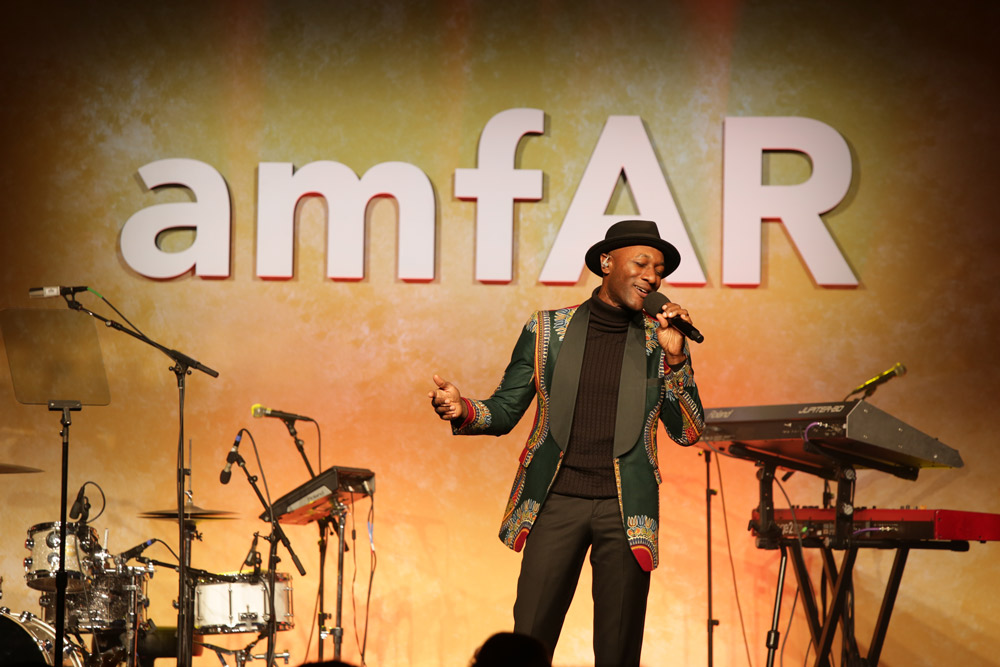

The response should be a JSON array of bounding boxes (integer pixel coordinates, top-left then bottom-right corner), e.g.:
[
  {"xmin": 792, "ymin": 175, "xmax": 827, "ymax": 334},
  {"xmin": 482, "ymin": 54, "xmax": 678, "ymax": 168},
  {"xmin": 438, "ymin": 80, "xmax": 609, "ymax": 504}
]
[{"xmin": 584, "ymin": 220, "xmax": 681, "ymax": 277}]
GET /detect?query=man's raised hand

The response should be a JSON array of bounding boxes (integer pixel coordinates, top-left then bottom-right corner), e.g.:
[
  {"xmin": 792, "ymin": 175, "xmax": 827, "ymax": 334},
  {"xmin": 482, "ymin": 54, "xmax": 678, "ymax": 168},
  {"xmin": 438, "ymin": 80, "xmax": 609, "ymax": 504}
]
[{"xmin": 428, "ymin": 374, "xmax": 467, "ymax": 421}]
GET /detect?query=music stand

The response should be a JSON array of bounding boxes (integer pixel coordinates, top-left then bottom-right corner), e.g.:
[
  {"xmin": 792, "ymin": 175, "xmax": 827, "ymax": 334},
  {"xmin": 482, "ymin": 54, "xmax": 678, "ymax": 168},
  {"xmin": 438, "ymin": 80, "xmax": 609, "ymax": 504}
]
[{"xmin": 0, "ymin": 307, "xmax": 110, "ymax": 666}]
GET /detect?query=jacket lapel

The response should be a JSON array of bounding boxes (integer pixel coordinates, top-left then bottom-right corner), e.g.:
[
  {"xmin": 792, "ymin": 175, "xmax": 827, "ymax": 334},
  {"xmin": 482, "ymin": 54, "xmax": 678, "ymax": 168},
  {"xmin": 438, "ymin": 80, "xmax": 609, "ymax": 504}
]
[
  {"xmin": 548, "ymin": 301, "xmax": 590, "ymax": 451},
  {"xmin": 613, "ymin": 313, "xmax": 647, "ymax": 458}
]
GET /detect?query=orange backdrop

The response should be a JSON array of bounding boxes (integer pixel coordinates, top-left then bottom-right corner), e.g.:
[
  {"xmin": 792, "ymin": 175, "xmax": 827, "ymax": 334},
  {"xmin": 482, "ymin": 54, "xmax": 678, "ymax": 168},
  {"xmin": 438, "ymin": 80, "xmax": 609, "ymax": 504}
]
[{"xmin": 1, "ymin": 2, "xmax": 998, "ymax": 665}]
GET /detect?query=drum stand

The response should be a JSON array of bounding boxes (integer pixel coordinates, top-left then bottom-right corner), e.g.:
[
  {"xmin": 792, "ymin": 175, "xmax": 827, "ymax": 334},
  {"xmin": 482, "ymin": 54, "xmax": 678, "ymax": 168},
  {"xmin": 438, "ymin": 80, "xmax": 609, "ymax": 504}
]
[
  {"xmin": 230, "ymin": 450, "xmax": 307, "ymax": 666},
  {"xmin": 198, "ymin": 640, "xmax": 291, "ymax": 667}
]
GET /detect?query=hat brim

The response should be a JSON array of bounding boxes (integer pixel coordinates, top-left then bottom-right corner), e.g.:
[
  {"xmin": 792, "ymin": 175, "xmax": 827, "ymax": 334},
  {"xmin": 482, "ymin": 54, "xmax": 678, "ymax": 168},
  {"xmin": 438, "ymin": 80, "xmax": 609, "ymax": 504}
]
[{"xmin": 585, "ymin": 236, "xmax": 682, "ymax": 278}]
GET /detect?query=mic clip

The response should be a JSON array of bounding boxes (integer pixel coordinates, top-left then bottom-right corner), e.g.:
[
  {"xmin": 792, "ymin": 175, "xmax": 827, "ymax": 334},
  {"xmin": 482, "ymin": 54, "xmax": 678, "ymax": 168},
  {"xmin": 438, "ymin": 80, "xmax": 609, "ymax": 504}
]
[{"xmin": 76, "ymin": 498, "xmax": 91, "ymax": 524}]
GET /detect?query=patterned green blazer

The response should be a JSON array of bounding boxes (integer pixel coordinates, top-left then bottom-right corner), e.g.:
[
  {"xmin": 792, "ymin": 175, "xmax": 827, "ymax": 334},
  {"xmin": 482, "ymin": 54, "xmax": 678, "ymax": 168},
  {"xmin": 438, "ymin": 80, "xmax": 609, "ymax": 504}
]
[{"xmin": 454, "ymin": 300, "xmax": 704, "ymax": 571}]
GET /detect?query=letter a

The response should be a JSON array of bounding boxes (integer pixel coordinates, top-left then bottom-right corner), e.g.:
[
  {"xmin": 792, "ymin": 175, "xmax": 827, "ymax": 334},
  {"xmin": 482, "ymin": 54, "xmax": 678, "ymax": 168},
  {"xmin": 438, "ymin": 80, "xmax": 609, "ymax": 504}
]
[{"xmin": 539, "ymin": 116, "xmax": 705, "ymax": 285}]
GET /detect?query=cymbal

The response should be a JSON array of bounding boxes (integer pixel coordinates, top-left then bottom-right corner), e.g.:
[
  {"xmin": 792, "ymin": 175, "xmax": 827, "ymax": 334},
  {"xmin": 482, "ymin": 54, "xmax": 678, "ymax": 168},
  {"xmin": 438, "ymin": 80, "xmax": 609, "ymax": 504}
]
[
  {"xmin": 139, "ymin": 503, "xmax": 236, "ymax": 521},
  {"xmin": 0, "ymin": 463, "xmax": 43, "ymax": 474}
]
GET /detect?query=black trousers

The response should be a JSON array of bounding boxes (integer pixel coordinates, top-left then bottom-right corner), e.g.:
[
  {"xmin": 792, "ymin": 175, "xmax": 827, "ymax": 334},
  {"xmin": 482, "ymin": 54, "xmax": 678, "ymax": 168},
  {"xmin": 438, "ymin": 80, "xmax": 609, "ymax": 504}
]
[{"xmin": 512, "ymin": 493, "xmax": 651, "ymax": 666}]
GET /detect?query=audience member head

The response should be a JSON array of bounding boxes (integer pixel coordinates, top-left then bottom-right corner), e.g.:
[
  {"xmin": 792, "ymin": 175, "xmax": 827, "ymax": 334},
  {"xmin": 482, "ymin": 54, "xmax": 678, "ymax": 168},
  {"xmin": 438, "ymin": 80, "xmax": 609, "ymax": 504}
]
[{"xmin": 470, "ymin": 631, "xmax": 551, "ymax": 667}]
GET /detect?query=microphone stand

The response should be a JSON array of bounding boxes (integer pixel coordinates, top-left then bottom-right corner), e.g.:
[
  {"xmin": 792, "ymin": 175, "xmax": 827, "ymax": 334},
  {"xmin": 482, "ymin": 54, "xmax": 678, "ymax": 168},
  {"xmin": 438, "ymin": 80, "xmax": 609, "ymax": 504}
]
[
  {"xmin": 278, "ymin": 416, "xmax": 338, "ymax": 661},
  {"xmin": 230, "ymin": 450, "xmax": 307, "ymax": 666},
  {"xmin": 281, "ymin": 417, "xmax": 316, "ymax": 478},
  {"xmin": 62, "ymin": 295, "xmax": 218, "ymax": 667}
]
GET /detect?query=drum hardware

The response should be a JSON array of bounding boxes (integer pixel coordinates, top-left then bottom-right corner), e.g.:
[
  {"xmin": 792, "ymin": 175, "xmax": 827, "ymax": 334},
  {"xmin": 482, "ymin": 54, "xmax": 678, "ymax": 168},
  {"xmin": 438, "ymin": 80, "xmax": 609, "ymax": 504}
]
[
  {"xmin": 140, "ymin": 490, "xmax": 237, "ymax": 666},
  {"xmin": 25, "ymin": 528, "xmax": 157, "ymax": 667},
  {"xmin": 0, "ymin": 462, "xmax": 44, "ymax": 474},
  {"xmin": 197, "ymin": 639, "xmax": 292, "ymax": 667},
  {"xmin": 138, "ymin": 503, "xmax": 236, "ymax": 522},
  {"xmin": 0, "ymin": 606, "xmax": 86, "ymax": 666}
]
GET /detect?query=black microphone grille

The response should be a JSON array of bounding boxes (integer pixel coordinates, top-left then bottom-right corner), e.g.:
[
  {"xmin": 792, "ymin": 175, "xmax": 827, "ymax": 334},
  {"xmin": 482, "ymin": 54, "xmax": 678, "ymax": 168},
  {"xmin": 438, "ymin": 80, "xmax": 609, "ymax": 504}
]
[{"xmin": 642, "ymin": 291, "xmax": 670, "ymax": 315}]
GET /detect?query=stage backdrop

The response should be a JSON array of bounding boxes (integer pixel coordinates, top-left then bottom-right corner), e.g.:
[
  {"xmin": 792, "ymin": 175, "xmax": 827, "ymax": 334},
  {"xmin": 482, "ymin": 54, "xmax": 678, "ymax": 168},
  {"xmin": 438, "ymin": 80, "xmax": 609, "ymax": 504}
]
[{"xmin": 2, "ymin": 2, "xmax": 998, "ymax": 665}]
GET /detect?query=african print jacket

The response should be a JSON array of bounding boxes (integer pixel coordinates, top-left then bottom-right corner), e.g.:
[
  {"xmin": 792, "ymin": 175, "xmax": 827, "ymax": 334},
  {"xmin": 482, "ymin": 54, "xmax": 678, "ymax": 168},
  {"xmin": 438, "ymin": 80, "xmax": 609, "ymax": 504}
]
[{"xmin": 453, "ymin": 300, "xmax": 704, "ymax": 571}]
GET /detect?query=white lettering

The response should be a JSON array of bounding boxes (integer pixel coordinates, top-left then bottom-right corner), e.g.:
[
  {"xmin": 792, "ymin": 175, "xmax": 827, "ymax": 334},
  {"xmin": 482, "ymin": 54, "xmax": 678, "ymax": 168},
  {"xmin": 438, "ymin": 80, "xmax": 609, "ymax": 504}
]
[
  {"xmin": 454, "ymin": 108, "xmax": 544, "ymax": 283},
  {"xmin": 120, "ymin": 113, "xmax": 860, "ymax": 289},
  {"xmin": 539, "ymin": 116, "xmax": 705, "ymax": 285},
  {"xmin": 120, "ymin": 159, "xmax": 231, "ymax": 279},
  {"xmin": 722, "ymin": 117, "xmax": 856, "ymax": 287},
  {"xmin": 256, "ymin": 161, "xmax": 435, "ymax": 281}
]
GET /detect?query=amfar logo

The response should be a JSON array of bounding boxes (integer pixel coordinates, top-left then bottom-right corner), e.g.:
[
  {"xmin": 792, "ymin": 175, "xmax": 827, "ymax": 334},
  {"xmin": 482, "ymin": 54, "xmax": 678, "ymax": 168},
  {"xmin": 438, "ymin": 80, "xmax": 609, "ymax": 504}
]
[{"xmin": 120, "ymin": 110, "xmax": 857, "ymax": 287}]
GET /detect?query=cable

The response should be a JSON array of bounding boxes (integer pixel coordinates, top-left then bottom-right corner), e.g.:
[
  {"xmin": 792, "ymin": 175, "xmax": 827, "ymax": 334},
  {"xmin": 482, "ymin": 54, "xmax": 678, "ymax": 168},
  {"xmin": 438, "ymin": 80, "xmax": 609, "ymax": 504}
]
[
  {"xmin": 779, "ymin": 584, "xmax": 798, "ymax": 667},
  {"xmin": 774, "ymin": 478, "xmax": 806, "ymax": 667},
  {"xmin": 242, "ymin": 430, "xmax": 273, "ymax": 513},
  {"xmin": 86, "ymin": 288, "xmax": 149, "ymax": 338},
  {"xmin": 352, "ymin": 492, "xmax": 376, "ymax": 665},
  {"xmin": 151, "ymin": 537, "xmax": 181, "ymax": 563},
  {"xmin": 713, "ymin": 452, "xmax": 755, "ymax": 667},
  {"xmin": 351, "ymin": 495, "xmax": 362, "ymax": 660},
  {"xmin": 312, "ymin": 420, "xmax": 323, "ymax": 474},
  {"xmin": 306, "ymin": 578, "xmax": 321, "ymax": 661}
]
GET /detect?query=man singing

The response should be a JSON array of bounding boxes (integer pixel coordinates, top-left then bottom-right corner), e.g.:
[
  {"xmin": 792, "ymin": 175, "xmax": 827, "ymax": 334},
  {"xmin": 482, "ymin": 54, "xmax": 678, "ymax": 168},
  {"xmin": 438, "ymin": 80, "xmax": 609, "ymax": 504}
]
[{"xmin": 429, "ymin": 219, "xmax": 705, "ymax": 666}]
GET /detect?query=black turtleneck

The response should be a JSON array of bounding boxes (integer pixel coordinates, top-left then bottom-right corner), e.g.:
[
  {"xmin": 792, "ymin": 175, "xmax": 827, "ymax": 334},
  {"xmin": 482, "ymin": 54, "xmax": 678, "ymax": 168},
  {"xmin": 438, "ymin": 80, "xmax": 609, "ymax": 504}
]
[{"xmin": 550, "ymin": 295, "xmax": 632, "ymax": 499}]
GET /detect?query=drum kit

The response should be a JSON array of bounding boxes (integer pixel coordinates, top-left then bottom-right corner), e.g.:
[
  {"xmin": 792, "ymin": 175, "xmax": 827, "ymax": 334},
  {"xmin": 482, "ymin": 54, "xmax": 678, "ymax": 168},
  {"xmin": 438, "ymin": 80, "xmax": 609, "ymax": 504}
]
[{"xmin": 0, "ymin": 464, "xmax": 296, "ymax": 667}]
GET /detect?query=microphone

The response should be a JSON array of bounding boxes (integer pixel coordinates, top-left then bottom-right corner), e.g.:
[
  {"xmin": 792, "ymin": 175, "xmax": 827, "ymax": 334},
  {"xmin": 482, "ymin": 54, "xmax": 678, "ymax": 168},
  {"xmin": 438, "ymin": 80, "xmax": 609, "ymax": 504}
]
[
  {"xmin": 29, "ymin": 286, "xmax": 89, "ymax": 299},
  {"xmin": 642, "ymin": 292, "xmax": 705, "ymax": 344},
  {"xmin": 848, "ymin": 362, "xmax": 907, "ymax": 398},
  {"xmin": 118, "ymin": 539, "xmax": 155, "ymax": 562},
  {"xmin": 219, "ymin": 432, "xmax": 243, "ymax": 485},
  {"xmin": 69, "ymin": 483, "xmax": 88, "ymax": 520},
  {"xmin": 251, "ymin": 404, "xmax": 312, "ymax": 422}
]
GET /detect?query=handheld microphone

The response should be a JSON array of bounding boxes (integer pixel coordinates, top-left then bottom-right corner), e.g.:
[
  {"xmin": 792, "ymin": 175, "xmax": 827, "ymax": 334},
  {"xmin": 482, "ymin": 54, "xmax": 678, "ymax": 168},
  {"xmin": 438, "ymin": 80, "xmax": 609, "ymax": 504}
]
[
  {"xmin": 251, "ymin": 404, "xmax": 312, "ymax": 422},
  {"xmin": 219, "ymin": 432, "xmax": 243, "ymax": 485},
  {"xmin": 848, "ymin": 362, "xmax": 907, "ymax": 397},
  {"xmin": 69, "ymin": 483, "xmax": 88, "ymax": 520},
  {"xmin": 29, "ymin": 286, "xmax": 89, "ymax": 299},
  {"xmin": 642, "ymin": 292, "xmax": 705, "ymax": 344},
  {"xmin": 118, "ymin": 539, "xmax": 155, "ymax": 562}
]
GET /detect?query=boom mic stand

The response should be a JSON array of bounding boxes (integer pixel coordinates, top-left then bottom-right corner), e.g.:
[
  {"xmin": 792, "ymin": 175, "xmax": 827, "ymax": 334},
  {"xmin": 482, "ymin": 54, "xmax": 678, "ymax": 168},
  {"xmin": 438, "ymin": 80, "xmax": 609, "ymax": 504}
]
[
  {"xmin": 230, "ymin": 448, "xmax": 307, "ymax": 666},
  {"xmin": 62, "ymin": 295, "xmax": 218, "ymax": 667}
]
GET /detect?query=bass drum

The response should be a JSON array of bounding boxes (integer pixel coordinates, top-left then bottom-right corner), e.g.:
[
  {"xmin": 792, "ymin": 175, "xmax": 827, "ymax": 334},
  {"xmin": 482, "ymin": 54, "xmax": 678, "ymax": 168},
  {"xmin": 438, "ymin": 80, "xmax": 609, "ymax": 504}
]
[{"xmin": 0, "ymin": 607, "xmax": 84, "ymax": 666}]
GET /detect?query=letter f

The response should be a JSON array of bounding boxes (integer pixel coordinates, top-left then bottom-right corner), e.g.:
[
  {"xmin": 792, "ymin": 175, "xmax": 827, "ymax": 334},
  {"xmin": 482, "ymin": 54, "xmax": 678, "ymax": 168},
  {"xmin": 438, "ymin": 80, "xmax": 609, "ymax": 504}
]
[{"xmin": 454, "ymin": 108, "xmax": 545, "ymax": 283}]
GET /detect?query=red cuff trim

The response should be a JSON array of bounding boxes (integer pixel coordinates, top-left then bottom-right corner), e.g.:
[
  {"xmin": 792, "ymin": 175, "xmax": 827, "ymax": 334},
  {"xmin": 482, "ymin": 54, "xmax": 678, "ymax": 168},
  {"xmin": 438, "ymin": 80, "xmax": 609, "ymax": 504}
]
[{"xmin": 456, "ymin": 397, "xmax": 475, "ymax": 429}]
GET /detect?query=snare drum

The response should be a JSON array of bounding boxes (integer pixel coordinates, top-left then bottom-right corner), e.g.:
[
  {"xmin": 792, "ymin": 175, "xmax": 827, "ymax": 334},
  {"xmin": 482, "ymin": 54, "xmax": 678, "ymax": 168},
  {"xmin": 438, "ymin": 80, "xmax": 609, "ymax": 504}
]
[
  {"xmin": 193, "ymin": 573, "xmax": 293, "ymax": 634},
  {"xmin": 0, "ymin": 607, "xmax": 85, "ymax": 666},
  {"xmin": 24, "ymin": 521, "xmax": 99, "ymax": 592}
]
